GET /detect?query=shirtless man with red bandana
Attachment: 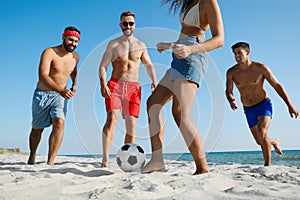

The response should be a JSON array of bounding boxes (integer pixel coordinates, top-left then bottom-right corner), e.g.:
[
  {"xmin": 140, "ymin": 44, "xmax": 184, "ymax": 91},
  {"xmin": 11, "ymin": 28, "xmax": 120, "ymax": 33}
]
[{"xmin": 28, "ymin": 26, "xmax": 80, "ymax": 165}]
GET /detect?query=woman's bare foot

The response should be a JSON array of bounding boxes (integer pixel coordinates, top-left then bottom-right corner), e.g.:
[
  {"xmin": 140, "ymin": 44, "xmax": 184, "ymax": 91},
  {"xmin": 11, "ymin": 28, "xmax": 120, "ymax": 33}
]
[
  {"xmin": 141, "ymin": 160, "xmax": 165, "ymax": 174},
  {"xmin": 47, "ymin": 159, "xmax": 55, "ymax": 166}
]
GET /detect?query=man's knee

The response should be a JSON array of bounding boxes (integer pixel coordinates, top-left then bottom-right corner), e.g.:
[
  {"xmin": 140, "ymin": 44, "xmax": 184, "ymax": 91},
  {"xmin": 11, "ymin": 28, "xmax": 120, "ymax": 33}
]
[
  {"xmin": 127, "ymin": 116, "xmax": 136, "ymax": 126},
  {"xmin": 31, "ymin": 128, "xmax": 44, "ymax": 135},
  {"xmin": 52, "ymin": 118, "xmax": 64, "ymax": 130},
  {"xmin": 257, "ymin": 126, "xmax": 268, "ymax": 135},
  {"xmin": 105, "ymin": 113, "xmax": 118, "ymax": 130},
  {"xmin": 257, "ymin": 129, "xmax": 269, "ymax": 145}
]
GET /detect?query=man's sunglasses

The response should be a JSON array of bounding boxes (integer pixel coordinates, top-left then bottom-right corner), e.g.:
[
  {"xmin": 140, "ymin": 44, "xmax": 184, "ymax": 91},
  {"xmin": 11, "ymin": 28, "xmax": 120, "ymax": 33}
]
[{"xmin": 121, "ymin": 22, "xmax": 135, "ymax": 27}]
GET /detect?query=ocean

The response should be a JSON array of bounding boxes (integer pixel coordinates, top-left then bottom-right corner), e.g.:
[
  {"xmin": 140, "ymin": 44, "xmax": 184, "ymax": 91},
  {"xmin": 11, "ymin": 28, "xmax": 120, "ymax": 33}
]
[{"xmin": 65, "ymin": 150, "xmax": 300, "ymax": 167}]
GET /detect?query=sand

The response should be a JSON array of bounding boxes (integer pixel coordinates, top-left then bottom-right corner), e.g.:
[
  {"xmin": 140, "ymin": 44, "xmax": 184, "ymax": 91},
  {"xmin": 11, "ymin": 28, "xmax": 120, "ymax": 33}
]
[{"xmin": 0, "ymin": 154, "xmax": 299, "ymax": 200}]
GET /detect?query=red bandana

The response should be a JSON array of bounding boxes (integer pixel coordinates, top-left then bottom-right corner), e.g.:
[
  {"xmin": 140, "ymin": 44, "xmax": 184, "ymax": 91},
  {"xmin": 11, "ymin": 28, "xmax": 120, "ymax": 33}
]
[{"xmin": 63, "ymin": 30, "xmax": 80, "ymax": 40}]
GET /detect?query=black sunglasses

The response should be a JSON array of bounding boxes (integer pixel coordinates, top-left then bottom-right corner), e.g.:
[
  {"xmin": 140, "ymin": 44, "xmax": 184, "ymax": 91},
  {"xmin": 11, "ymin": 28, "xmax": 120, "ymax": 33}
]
[{"xmin": 121, "ymin": 21, "xmax": 135, "ymax": 27}]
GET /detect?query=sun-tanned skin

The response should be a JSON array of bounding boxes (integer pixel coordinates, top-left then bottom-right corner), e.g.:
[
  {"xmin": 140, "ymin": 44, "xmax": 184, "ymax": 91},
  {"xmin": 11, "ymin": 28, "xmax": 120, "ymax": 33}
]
[
  {"xmin": 141, "ymin": 0, "xmax": 224, "ymax": 175},
  {"xmin": 99, "ymin": 12, "xmax": 157, "ymax": 167},
  {"xmin": 226, "ymin": 42, "xmax": 298, "ymax": 166},
  {"xmin": 28, "ymin": 27, "xmax": 80, "ymax": 165}
]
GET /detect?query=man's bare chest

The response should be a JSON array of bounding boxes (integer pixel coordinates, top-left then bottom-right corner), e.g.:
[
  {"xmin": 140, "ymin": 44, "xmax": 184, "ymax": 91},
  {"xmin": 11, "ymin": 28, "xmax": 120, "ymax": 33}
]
[
  {"xmin": 50, "ymin": 57, "xmax": 76, "ymax": 75},
  {"xmin": 112, "ymin": 43, "xmax": 143, "ymax": 61},
  {"xmin": 233, "ymin": 70, "xmax": 263, "ymax": 87}
]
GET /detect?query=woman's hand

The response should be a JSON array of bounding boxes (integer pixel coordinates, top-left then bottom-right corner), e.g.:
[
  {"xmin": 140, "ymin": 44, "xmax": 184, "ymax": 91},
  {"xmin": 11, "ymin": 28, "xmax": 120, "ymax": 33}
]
[
  {"xmin": 173, "ymin": 44, "xmax": 192, "ymax": 59},
  {"xmin": 156, "ymin": 42, "xmax": 174, "ymax": 53}
]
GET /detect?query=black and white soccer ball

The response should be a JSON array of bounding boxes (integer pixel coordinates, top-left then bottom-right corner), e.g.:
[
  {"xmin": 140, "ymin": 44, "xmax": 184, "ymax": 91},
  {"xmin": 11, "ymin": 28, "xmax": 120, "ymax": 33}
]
[{"xmin": 116, "ymin": 143, "xmax": 146, "ymax": 172}]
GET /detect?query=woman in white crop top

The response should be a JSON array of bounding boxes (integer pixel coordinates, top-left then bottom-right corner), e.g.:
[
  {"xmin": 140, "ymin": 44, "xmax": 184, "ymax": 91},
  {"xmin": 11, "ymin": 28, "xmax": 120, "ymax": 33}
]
[{"xmin": 142, "ymin": 0, "xmax": 224, "ymax": 175}]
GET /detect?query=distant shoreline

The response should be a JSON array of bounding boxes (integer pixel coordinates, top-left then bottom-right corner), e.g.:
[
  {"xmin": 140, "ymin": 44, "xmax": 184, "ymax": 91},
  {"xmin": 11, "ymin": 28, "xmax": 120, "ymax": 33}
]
[{"xmin": 0, "ymin": 148, "xmax": 28, "ymax": 155}]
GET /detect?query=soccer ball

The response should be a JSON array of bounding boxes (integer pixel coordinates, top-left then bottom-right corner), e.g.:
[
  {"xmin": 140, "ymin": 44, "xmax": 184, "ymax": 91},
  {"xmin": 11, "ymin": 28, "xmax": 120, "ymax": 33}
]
[{"xmin": 116, "ymin": 143, "xmax": 146, "ymax": 172}]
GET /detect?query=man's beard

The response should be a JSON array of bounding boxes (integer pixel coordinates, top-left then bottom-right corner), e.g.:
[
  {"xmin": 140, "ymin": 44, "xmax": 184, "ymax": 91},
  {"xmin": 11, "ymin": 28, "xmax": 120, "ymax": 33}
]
[
  {"xmin": 63, "ymin": 41, "xmax": 76, "ymax": 52},
  {"xmin": 123, "ymin": 29, "xmax": 133, "ymax": 37}
]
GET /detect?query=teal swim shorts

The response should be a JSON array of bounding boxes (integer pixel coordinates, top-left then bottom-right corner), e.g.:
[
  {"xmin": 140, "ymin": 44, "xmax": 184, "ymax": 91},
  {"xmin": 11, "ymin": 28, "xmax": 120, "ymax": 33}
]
[{"xmin": 31, "ymin": 88, "xmax": 67, "ymax": 129}]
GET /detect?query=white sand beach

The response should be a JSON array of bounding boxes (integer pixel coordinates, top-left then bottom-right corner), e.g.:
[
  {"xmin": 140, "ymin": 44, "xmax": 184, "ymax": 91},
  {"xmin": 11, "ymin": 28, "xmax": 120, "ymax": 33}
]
[{"xmin": 0, "ymin": 153, "xmax": 299, "ymax": 200}]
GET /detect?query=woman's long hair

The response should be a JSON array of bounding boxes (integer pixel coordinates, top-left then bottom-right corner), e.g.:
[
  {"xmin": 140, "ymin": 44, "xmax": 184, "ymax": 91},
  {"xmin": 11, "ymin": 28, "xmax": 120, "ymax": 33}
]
[{"xmin": 161, "ymin": 0, "xmax": 194, "ymax": 15}]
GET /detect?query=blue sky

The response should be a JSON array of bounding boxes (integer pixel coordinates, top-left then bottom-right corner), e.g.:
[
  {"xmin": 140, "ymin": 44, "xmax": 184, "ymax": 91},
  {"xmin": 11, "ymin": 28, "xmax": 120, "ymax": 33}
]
[{"xmin": 1, "ymin": 0, "xmax": 299, "ymax": 156}]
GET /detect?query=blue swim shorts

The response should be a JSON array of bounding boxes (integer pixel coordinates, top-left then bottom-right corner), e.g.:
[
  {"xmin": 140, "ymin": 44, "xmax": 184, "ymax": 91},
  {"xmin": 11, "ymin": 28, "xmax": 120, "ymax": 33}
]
[
  {"xmin": 243, "ymin": 98, "xmax": 273, "ymax": 128},
  {"xmin": 31, "ymin": 88, "xmax": 67, "ymax": 129},
  {"xmin": 169, "ymin": 36, "xmax": 208, "ymax": 87}
]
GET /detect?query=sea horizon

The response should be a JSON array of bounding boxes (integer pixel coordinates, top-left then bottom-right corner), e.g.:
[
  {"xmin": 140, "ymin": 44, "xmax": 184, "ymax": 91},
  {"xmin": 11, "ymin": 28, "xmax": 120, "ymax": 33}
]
[{"xmin": 61, "ymin": 149, "xmax": 300, "ymax": 167}]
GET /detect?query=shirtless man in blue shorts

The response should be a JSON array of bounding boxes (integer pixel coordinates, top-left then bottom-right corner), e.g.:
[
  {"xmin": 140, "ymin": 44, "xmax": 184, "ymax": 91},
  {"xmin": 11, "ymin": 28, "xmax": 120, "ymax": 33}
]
[
  {"xmin": 27, "ymin": 26, "xmax": 80, "ymax": 165},
  {"xmin": 225, "ymin": 42, "xmax": 298, "ymax": 166}
]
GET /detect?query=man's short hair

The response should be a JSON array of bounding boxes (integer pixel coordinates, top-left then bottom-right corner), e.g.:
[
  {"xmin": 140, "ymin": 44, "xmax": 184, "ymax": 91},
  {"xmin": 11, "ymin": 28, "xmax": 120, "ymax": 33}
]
[
  {"xmin": 231, "ymin": 42, "xmax": 250, "ymax": 51},
  {"xmin": 120, "ymin": 11, "xmax": 135, "ymax": 21}
]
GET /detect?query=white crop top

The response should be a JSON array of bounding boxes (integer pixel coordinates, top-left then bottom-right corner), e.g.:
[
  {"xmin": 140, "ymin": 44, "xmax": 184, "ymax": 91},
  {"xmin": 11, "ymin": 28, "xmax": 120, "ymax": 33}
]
[{"xmin": 179, "ymin": 1, "xmax": 200, "ymax": 28}]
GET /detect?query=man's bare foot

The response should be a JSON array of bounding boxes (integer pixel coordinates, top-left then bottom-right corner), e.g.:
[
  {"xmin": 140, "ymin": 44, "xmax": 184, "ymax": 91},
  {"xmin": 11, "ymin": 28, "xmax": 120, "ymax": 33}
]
[
  {"xmin": 193, "ymin": 167, "xmax": 209, "ymax": 175},
  {"xmin": 27, "ymin": 155, "xmax": 36, "ymax": 165},
  {"xmin": 272, "ymin": 139, "xmax": 283, "ymax": 155},
  {"xmin": 274, "ymin": 145, "xmax": 283, "ymax": 155},
  {"xmin": 101, "ymin": 161, "xmax": 108, "ymax": 168},
  {"xmin": 141, "ymin": 160, "xmax": 165, "ymax": 174}
]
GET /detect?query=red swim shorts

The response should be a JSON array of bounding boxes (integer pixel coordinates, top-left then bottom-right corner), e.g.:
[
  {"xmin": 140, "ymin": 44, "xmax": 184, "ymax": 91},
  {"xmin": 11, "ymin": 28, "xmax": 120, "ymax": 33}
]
[{"xmin": 105, "ymin": 78, "xmax": 141, "ymax": 118}]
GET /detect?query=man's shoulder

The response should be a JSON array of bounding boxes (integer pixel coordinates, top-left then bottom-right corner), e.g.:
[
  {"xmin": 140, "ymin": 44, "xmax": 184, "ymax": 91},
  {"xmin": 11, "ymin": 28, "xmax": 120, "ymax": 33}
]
[
  {"xmin": 227, "ymin": 64, "xmax": 238, "ymax": 73},
  {"xmin": 107, "ymin": 37, "xmax": 121, "ymax": 48},
  {"xmin": 43, "ymin": 47, "xmax": 55, "ymax": 54},
  {"xmin": 251, "ymin": 61, "xmax": 269, "ymax": 71},
  {"xmin": 44, "ymin": 45, "xmax": 64, "ymax": 54},
  {"xmin": 134, "ymin": 37, "xmax": 146, "ymax": 47},
  {"xmin": 40, "ymin": 47, "xmax": 57, "ymax": 58},
  {"xmin": 251, "ymin": 61, "xmax": 265, "ymax": 66}
]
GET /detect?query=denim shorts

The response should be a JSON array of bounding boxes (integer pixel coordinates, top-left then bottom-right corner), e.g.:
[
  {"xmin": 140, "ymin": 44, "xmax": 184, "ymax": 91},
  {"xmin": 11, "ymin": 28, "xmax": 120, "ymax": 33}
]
[
  {"xmin": 243, "ymin": 98, "xmax": 273, "ymax": 128},
  {"xmin": 168, "ymin": 36, "xmax": 208, "ymax": 87},
  {"xmin": 31, "ymin": 88, "xmax": 67, "ymax": 129}
]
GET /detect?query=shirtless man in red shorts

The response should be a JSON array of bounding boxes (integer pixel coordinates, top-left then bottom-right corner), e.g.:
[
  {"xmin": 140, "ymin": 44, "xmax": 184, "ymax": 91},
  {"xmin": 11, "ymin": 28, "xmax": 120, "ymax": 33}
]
[{"xmin": 98, "ymin": 11, "xmax": 157, "ymax": 167}]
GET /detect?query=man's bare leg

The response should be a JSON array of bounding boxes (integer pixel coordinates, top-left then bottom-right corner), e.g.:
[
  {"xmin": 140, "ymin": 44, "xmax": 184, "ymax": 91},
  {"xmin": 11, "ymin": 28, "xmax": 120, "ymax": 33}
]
[
  {"xmin": 260, "ymin": 136, "xmax": 272, "ymax": 166},
  {"xmin": 101, "ymin": 110, "xmax": 119, "ymax": 167},
  {"xmin": 28, "ymin": 128, "xmax": 43, "ymax": 165},
  {"xmin": 257, "ymin": 116, "xmax": 272, "ymax": 166},
  {"xmin": 47, "ymin": 118, "xmax": 64, "ymax": 165},
  {"xmin": 124, "ymin": 115, "xmax": 136, "ymax": 144}
]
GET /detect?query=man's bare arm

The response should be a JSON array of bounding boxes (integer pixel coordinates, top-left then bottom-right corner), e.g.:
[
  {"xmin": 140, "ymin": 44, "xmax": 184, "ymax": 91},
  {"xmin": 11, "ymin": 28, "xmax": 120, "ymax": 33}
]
[
  {"xmin": 70, "ymin": 53, "xmax": 79, "ymax": 93},
  {"xmin": 141, "ymin": 45, "xmax": 157, "ymax": 90},
  {"xmin": 262, "ymin": 64, "xmax": 299, "ymax": 118},
  {"xmin": 70, "ymin": 66, "xmax": 78, "ymax": 93},
  {"xmin": 99, "ymin": 42, "xmax": 113, "ymax": 98},
  {"xmin": 225, "ymin": 69, "xmax": 238, "ymax": 110}
]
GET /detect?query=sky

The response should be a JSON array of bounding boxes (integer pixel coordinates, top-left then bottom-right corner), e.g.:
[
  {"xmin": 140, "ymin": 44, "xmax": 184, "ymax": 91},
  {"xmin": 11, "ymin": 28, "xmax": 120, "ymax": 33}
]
[{"xmin": 1, "ymin": 0, "xmax": 299, "ymax": 156}]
